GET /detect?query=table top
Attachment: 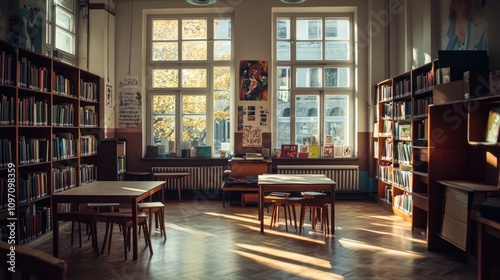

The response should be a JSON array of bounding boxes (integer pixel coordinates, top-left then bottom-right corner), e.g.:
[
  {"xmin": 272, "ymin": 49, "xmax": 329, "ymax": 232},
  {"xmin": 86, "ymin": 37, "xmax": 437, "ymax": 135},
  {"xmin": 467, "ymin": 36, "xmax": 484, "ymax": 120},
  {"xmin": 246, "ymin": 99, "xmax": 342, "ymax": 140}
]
[
  {"xmin": 437, "ymin": 180, "xmax": 498, "ymax": 192},
  {"xmin": 152, "ymin": 172, "xmax": 190, "ymax": 177},
  {"xmin": 258, "ymin": 174, "xmax": 336, "ymax": 186},
  {"xmin": 51, "ymin": 181, "xmax": 166, "ymax": 199}
]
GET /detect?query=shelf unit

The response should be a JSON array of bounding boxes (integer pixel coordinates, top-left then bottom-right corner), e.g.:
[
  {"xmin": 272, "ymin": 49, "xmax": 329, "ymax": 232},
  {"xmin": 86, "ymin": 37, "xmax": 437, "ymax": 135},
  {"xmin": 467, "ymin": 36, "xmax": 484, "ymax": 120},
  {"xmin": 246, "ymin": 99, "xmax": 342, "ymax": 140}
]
[
  {"xmin": 0, "ymin": 40, "xmax": 102, "ymax": 244},
  {"xmin": 98, "ymin": 138, "xmax": 127, "ymax": 181}
]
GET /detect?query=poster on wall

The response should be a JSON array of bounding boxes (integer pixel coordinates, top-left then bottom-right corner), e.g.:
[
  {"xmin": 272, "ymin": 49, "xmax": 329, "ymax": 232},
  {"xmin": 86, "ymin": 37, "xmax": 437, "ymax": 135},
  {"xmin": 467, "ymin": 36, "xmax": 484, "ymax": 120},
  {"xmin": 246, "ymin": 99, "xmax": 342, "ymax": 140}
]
[
  {"xmin": 444, "ymin": 0, "xmax": 487, "ymax": 50},
  {"xmin": 236, "ymin": 103, "xmax": 270, "ymax": 132},
  {"xmin": 118, "ymin": 76, "xmax": 142, "ymax": 128},
  {"xmin": 239, "ymin": 60, "xmax": 268, "ymax": 101},
  {"xmin": 16, "ymin": 1, "xmax": 44, "ymax": 54},
  {"xmin": 242, "ymin": 126, "xmax": 262, "ymax": 147}
]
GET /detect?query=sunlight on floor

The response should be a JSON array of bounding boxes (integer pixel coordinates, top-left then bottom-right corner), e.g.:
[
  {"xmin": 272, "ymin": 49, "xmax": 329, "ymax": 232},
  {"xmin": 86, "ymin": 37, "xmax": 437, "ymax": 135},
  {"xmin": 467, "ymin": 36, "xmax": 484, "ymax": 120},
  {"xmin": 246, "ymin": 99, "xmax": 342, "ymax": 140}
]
[
  {"xmin": 356, "ymin": 227, "xmax": 427, "ymax": 244},
  {"xmin": 233, "ymin": 243, "xmax": 343, "ymax": 280},
  {"xmin": 338, "ymin": 238, "xmax": 425, "ymax": 258}
]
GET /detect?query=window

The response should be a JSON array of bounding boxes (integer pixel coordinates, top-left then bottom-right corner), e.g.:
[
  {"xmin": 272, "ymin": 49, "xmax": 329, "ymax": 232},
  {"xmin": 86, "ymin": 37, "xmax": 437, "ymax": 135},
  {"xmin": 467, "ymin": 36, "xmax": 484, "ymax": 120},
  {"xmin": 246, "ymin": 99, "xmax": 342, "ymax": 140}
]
[
  {"xmin": 46, "ymin": 0, "xmax": 77, "ymax": 63},
  {"xmin": 275, "ymin": 14, "xmax": 355, "ymax": 156},
  {"xmin": 148, "ymin": 16, "xmax": 232, "ymax": 156}
]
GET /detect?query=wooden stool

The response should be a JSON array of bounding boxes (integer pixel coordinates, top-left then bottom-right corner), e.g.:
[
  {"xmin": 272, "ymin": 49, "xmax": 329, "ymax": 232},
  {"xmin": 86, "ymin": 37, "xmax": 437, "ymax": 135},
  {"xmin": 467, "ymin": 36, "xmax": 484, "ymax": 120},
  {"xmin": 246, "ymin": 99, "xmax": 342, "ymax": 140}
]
[
  {"xmin": 299, "ymin": 198, "xmax": 330, "ymax": 235},
  {"xmin": 264, "ymin": 195, "xmax": 303, "ymax": 232},
  {"xmin": 94, "ymin": 212, "xmax": 152, "ymax": 260},
  {"xmin": 126, "ymin": 171, "xmax": 151, "ymax": 181},
  {"xmin": 138, "ymin": 202, "xmax": 166, "ymax": 241},
  {"xmin": 152, "ymin": 172, "xmax": 190, "ymax": 201}
]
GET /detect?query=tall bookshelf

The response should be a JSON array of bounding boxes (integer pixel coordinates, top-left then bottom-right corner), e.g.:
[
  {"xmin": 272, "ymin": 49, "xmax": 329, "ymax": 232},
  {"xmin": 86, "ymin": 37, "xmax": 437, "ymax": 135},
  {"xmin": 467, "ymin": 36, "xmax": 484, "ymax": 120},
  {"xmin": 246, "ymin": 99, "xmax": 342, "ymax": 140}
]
[
  {"xmin": 374, "ymin": 60, "xmax": 438, "ymax": 224},
  {"xmin": 0, "ymin": 40, "xmax": 102, "ymax": 244}
]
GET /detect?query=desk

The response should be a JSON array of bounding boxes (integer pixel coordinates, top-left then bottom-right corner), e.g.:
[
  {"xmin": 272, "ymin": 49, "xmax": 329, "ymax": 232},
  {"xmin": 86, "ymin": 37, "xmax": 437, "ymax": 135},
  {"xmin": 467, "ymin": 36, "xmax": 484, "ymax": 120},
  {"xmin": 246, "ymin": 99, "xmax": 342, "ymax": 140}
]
[
  {"xmin": 258, "ymin": 174, "xmax": 336, "ymax": 234},
  {"xmin": 152, "ymin": 172, "xmax": 190, "ymax": 200},
  {"xmin": 51, "ymin": 180, "xmax": 165, "ymax": 260}
]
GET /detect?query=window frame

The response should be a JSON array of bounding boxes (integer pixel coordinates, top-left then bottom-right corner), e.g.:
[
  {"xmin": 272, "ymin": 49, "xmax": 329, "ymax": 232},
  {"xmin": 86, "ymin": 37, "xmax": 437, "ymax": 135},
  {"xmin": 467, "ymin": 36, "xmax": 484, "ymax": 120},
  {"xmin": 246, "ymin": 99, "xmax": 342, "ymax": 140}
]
[
  {"xmin": 273, "ymin": 12, "xmax": 356, "ymax": 157},
  {"xmin": 45, "ymin": 0, "xmax": 78, "ymax": 64},
  {"xmin": 146, "ymin": 14, "xmax": 233, "ymax": 157}
]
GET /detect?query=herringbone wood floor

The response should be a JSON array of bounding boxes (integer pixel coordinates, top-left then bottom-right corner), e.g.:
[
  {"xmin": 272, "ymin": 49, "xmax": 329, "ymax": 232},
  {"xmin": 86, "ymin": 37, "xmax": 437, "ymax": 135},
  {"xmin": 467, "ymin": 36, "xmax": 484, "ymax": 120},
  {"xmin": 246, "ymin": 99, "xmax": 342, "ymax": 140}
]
[{"xmin": 26, "ymin": 199, "xmax": 477, "ymax": 280}]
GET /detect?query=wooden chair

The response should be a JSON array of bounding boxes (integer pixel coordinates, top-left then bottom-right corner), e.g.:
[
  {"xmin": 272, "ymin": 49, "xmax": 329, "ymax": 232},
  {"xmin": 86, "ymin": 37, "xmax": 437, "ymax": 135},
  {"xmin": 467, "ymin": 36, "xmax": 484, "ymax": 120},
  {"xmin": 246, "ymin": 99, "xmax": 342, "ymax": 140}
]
[
  {"xmin": 138, "ymin": 201, "xmax": 167, "ymax": 241},
  {"xmin": 0, "ymin": 241, "xmax": 67, "ymax": 280},
  {"xmin": 94, "ymin": 212, "xmax": 153, "ymax": 260}
]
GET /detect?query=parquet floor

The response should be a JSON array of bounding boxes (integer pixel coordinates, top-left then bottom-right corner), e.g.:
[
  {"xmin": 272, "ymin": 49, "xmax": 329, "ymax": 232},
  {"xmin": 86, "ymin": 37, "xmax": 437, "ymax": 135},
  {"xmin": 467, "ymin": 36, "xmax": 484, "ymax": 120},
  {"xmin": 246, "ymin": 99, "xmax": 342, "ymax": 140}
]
[{"xmin": 26, "ymin": 199, "xmax": 477, "ymax": 280}]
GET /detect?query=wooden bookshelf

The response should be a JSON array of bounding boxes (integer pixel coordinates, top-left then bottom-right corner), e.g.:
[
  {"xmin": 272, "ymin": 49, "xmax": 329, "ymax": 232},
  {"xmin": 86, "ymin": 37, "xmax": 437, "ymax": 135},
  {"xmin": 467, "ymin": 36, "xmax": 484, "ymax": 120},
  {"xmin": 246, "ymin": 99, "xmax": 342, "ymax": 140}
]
[
  {"xmin": 0, "ymin": 40, "xmax": 103, "ymax": 244},
  {"xmin": 98, "ymin": 138, "xmax": 127, "ymax": 181}
]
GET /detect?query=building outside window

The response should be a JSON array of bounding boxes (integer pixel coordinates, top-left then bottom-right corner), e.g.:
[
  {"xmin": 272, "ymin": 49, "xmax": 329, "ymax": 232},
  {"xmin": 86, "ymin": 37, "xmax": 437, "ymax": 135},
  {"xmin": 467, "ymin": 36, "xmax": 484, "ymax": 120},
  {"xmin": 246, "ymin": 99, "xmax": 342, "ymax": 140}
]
[
  {"xmin": 147, "ymin": 15, "xmax": 232, "ymax": 156},
  {"xmin": 275, "ymin": 14, "xmax": 355, "ymax": 156}
]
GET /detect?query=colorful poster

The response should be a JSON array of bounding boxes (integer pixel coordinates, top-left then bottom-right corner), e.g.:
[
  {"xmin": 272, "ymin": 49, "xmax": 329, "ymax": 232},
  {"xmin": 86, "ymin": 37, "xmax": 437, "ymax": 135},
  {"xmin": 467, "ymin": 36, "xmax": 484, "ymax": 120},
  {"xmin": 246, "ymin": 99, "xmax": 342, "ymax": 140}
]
[
  {"xmin": 444, "ymin": 0, "xmax": 487, "ymax": 50},
  {"xmin": 239, "ymin": 60, "xmax": 268, "ymax": 101},
  {"xmin": 18, "ymin": 1, "xmax": 44, "ymax": 53}
]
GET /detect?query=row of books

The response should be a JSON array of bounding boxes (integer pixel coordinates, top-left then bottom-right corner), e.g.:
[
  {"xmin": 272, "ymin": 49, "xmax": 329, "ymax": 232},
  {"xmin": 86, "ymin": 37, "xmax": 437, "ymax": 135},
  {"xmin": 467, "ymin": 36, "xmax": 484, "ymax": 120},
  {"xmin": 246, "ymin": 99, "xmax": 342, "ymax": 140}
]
[
  {"xmin": 278, "ymin": 144, "xmax": 352, "ymax": 158},
  {"xmin": 18, "ymin": 57, "xmax": 49, "ymax": 92},
  {"xmin": 52, "ymin": 134, "xmax": 77, "ymax": 160},
  {"xmin": 17, "ymin": 205, "xmax": 52, "ymax": 244},
  {"xmin": 0, "ymin": 138, "xmax": 12, "ymax": 167},
  {"xmin": 18, "ymin": 97, "xmax": 49, "ymax": 126},
  {"xmin": 81, "ymin": 135, "xmax": 98, "ymax": 156},
  {"xmin": 414, "ymin": 119, "xmax": 428, "ymax": 140},
  {"xmin": 380, "ymin": 139, "xmax": 393, "ymax": 160},
  {"xmin": 80, "ymin": 164, "xmax": 97, "ymax": 185},
  {"xmin": 393, "ymin": 101, "xmax": 411, "ymax": 120},
  {"xmin": 117, "ymin": 157, "xmax": 126, "ymax": 174},
  {"xmin": 393, "ymin": 168, "xmax": 412, "ymax": 191},
  {"xmin": 18, "ymin": 172, "xmax": 49, "ymax": 204},
  {"xmin": 0, "ymin": 51, "xmax": 15, "ymax": 86},
  {"xmin": 378, "ymin": 163, "xmax": 393, "ymax": 183},
  {"xmin": 0, "ymin": 94, "xmax": 14, "ymax": 125},
  {"xmin": 393, "ymin": 193, "xmax": 412, "ymax": 216},
  {"xmin": 54, "ymin": 74, "xmax": 75, "ymax": 96},
  {"xmin": 413, "ymin": 96, "xmax": 433, "ymax": 118},
  {"xmin": 52, "ymin": 166, "xmax": 77, "ymax": 193},
  {"xmin": 394, "ymin": 78, "xmax": 411, "ymax": 98},
  {"xmin": 379, "ymin": 120, "xmax": 392, "ymax": 136},
  {"xmin": 80, "ymin": 80, "xmax": 98, "ymax": 101},
  {"xmin": 378, "ymin": 84, "xmax": 393, "ymax": 101},
  {"xmin": 382, "ymin": 102, "xmax": 393, "ymax": 119},
  {"xmin": 394, "ymin": 141, "xmax": 412, "ymax": 164},
  {"xmin": 414, "ymin": 71, "xmax": 434, "ymax": 94},
  {"xmin": 52, "ymin": 103, "xmax": 75, "ymax": 126},
  {"xmin": 19, "ymin": 137, "xmax": 50, "ymax": 165},
  {"xmin": 80, "ymin": 105, "xmax": 98, "ymax": 126}
]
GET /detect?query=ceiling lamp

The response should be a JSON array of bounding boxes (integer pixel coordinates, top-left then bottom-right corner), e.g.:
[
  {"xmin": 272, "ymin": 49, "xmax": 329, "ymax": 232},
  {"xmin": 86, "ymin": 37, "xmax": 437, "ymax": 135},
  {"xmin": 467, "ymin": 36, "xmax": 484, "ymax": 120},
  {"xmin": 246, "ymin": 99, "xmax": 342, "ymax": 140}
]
[
  {"xmin": 281, "ymin": 0, "xmax": 307, "ymax": 3},
  {"xmin": 186, "ymin": 0, "xmax": 217, "ymax": 5}
]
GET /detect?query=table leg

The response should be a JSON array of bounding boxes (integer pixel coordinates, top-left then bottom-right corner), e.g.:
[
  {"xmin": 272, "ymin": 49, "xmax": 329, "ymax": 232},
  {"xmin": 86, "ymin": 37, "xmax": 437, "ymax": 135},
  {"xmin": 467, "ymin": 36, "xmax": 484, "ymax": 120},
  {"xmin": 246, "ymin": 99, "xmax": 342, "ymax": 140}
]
[
  {"xmin": 259, "ymin": 186, "xmax": 264, "ymax": 233},
  {"xmin": 177, "ymin": 179, "xmax": 181, "ymax": 201},
  {"xmin": 52, "ymin": 202, "xmax": 59, "ymax": 257},
  {"xmin": 330, "ymin": 185, "xmax": 335, "ymax": 234},
  {"xmin": 132, "ymin": 198, "xmax": 138, "ymax": 260}
]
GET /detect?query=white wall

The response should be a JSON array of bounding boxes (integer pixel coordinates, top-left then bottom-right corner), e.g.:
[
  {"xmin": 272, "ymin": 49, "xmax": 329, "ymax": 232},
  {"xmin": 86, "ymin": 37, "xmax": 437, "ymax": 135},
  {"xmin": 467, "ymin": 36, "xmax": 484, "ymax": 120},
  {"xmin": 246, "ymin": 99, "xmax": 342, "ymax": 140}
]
[{"xmin": 110, "ymin": 0, "xmax": 386, "ymax": 150}]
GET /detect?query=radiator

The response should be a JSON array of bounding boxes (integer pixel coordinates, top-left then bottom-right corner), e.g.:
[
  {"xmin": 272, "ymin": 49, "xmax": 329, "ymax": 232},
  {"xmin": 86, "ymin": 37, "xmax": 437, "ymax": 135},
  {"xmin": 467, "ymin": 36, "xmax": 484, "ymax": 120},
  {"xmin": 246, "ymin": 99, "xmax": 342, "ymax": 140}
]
[
  {"xmin": 151, "ymin": 166, "xmax": 223, "ymax": 191},
  {"xmin": 276, "ymin": 165, "xmax": 359, "ymax": 191}
]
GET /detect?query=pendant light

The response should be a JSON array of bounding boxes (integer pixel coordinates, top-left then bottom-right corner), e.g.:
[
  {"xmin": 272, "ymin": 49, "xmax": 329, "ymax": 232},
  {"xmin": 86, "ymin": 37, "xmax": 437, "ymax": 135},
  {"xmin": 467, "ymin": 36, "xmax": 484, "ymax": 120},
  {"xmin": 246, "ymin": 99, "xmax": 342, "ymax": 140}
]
[{"xmin": 186, "ymin": 0, "xmax": 217, "ymax": 5}]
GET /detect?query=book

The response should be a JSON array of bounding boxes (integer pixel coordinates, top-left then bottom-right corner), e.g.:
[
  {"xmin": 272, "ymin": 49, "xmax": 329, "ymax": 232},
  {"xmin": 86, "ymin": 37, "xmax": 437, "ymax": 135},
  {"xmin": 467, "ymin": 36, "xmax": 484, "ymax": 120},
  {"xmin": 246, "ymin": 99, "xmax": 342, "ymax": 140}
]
[
  {"xmin": 280, "ymin": 144, "xmax": 298, "ymax": 158},
  {"xmin": 398, "ymin": 124, "xmax": 411, "ymax": 139},
  {"xmin": 308, "ymin": 145, "xmax": 319, "ymax": 158},
  {"xmin": 145, "ymin": 145, "xmax": 158, "ymax": 158},
  {"xmin": 298, "ymin": 152, "xmax": 309, "ymax": 158},
  {"xmin": 485, "ymin": 107, "xmax": 500, "ymax": 142},
  {"xmin": 323, "ymin": 144, "xmax": 334, "ymax": 157}
]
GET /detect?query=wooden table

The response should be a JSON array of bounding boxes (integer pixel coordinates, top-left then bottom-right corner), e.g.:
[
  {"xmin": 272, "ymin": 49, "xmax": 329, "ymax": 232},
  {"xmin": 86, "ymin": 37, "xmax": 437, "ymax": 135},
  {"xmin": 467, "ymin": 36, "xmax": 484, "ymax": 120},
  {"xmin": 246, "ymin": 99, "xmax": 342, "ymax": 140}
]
[
  {"xmin": 152, "ymin": 172, "xmax": 190, "ymax": 200},
  {"xmin": 258, "ymin": 174, "xmax": 336, "ymax": 234},
  {"xmin": 51, "ymin": 180, "xmax": 165, "ymax": 260}
]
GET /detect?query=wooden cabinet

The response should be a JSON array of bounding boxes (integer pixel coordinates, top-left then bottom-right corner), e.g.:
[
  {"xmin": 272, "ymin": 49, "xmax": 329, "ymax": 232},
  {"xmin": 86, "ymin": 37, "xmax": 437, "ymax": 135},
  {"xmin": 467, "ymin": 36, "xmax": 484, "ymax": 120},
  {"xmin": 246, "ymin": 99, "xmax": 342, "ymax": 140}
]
[
  {"xmin": 98, "ymin": 138, "xmax": 127, "ymax": 181},
  {"xmin": 0, "ymin": 40, "xmax": 102, "ymax": 244}
]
